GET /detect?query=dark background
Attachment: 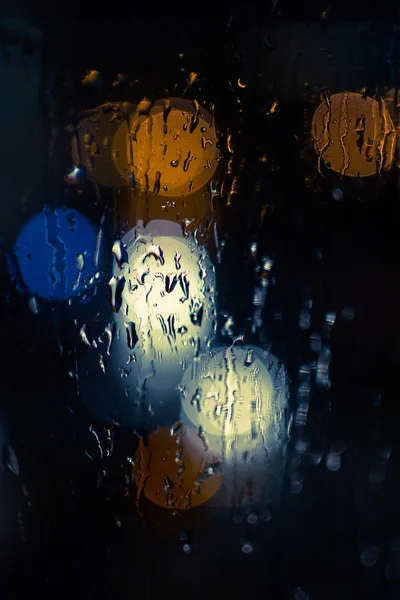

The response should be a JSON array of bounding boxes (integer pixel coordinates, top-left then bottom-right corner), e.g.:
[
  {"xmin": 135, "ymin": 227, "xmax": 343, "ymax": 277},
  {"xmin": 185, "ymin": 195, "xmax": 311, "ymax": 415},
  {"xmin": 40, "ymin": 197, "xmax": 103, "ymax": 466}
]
[{"xmin": 1, "ymin": 1, "xmax": 400, "ymax": 599}]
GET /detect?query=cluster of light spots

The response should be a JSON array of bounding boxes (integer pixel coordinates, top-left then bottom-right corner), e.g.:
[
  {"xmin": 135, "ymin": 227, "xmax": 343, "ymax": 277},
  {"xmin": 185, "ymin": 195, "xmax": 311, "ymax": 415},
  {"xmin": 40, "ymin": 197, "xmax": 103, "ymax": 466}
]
[
  {"xmin": 312, "ymin": 92, "xmax": 395, "ymax": 178},
  {"xmin": 13, "ymin": 207, "xmax": 101, "ymax": 301},
  {"xmin": 132, "ymin": 426, "xmax": 222, "ymax": 510}
]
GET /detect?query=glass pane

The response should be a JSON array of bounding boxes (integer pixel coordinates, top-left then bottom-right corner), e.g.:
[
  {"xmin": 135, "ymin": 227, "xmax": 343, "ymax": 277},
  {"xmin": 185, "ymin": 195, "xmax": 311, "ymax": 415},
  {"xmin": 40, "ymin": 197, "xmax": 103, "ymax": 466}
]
[{"xmin": 0, "ymin": 3, "xmax": 398, "ymax": 599}]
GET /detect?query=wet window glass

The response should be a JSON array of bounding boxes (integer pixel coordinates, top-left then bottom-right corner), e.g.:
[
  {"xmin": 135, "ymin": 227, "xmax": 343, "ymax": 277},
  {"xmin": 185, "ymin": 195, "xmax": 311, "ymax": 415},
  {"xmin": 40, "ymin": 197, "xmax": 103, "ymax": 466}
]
[{"xmin": 1, "ymin": 2, "xmax": 399, "ymax": 599}]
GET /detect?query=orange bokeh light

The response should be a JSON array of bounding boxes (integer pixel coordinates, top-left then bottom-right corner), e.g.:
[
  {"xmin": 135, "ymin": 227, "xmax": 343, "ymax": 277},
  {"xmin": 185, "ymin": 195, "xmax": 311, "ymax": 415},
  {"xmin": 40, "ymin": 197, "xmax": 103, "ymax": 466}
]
[
  {"xmin": 312, "ymin": 92, "xmax": 395, "ymax": 178},
  {"xmin": 133, "ymin": 426, "xmax": 223, "ymax": 510},
  {"xmin": 128, "ymin": 98, "xmax": 219, "ymax": 197}
]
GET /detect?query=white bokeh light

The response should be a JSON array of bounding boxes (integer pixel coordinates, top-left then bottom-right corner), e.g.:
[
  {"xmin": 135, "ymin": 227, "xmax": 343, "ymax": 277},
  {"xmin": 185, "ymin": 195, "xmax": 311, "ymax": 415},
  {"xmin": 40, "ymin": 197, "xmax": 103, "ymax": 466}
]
[{"xmin": 111, "ymin": 219, "xmax": 217, "ymax": 393}]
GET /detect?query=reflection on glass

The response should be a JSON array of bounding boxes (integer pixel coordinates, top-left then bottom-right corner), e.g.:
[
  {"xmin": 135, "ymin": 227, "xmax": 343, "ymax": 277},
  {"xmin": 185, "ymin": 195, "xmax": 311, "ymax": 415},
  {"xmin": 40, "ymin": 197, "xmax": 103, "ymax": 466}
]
[
  {"xmin": 312, "ymin": 92, "xmax": 395, "ymax": 178},
  {"xmin": 133, "ymin": 425, "xmax": 222, "ymax": 510},
  {"xmin": 13, "ymin": 207, "xmax": 100, "ymax": 301}
]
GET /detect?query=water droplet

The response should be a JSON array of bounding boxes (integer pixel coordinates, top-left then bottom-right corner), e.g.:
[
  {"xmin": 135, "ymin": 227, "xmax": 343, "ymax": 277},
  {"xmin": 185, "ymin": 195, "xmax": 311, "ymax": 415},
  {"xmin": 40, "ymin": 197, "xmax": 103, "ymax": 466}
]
[
  {"xmin": 82, "ymin": 70, "xmax": 103, "ymax": 90},
  {"xmin": 163, "ymin": 99, "xmax": 172, "ymax": 133},
  {"xmin": 330, "ymin": 440, "xmax": 346, "ymax": 455},
  {"xmin": 5, "ymin": 445, "xmax": 20, "ymax": 476},
  {"xmin": 65, "ymin": 166, "xmax": 85, "ymax": 187},
  {"xmin": 309, "ymin": 450, "xmax": 323, "ymax": 465},
  {"xmin": 124, "ymin": 321, "xmax": 138, "ymax": 350},
  {"xmin": 309, "ymin": 333, "xmax": 321, "ymax": 352},
  {"xmin": 187, "ymin": 72, "xmax": 198, "ymax": 88},
  {"xmin": 244, "ymin": 348, "xmax": 254, "ymax": 366},
  {"xmin": 241, "ymin": 543, "xmax": 253, "ymax": 554},
  {"xmin": 294, "ymin": 587, "xmax": 310, "ymax": 600},
  {"xmin": 379, "ymin": 447, "xmax": 391, "ymax": 464},
  {"xmin": 360, "ymin": 548, "xmax": 380, "ymax": 568},
  {"xmin": 153, "ymin": 170, "xmax": 161, "ymax": 195},
  {"xmin": 326, "ymin": 454, "xmax": 341, "ymax": 471},
  {"xmin": 108, "ymin": 276, "xmax": 125, "ymax": 312},
  {"xmin": 299, "ymin": 310, "xmax": 311, "ymax": 330},
  {"xmin": 28, "ymin": 295, "xmax": 39, "ymax": 315},
  {"xmin": 80, "ymin": 324, "xmax": 91, "ymax": 346},
  {"xmin": 331, "ymin": 186, "xmax": 343, "ymax": 201},
  {"xmin": 247, "ymin": 514, "xmax": 258, "ymax": 525},
  {"xmin": 295, "ymin": 439, "xmax": 309, "ymax": 454},
  {"xmin": 341, "ymin": 307, "xmax": 354, "ymax": 321},
  {"xmin": 137, "ymin": 97, "xmax": 152, "ymax": 116},
  {"xmin": 325, "ymin": 311, "xmax": 336, "ymax": 326},
  {"xmin": 291, "ymin": 481, "xmax": 303, "ymax": 494}
]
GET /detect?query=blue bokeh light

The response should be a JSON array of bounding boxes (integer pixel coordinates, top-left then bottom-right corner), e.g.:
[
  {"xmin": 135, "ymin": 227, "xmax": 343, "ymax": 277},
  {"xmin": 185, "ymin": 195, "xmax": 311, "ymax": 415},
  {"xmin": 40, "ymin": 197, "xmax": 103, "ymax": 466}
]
[{"xmin": 14, "ymin": 206, "xmax": 101, "ymax": 301}]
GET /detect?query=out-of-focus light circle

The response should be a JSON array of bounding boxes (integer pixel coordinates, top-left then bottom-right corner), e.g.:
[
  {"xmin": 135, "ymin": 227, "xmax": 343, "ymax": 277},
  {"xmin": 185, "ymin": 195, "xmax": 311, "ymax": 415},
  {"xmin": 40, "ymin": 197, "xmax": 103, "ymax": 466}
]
[
  {"xmin": 129, "ymin": 98, "xmax": 219, "ymax": 197},
  {"xmin": 111, "ymin": 219, "xmax": 217, "ymax": 398},
  {"xmin": 312, "ymin": 92, "xmax": 395, "ymax": 178},
  {"xmin": 77, "ymin": 102, "xmax": 134, "ymax": 187},
  {"xmin": 14, "ymin": 207, "xmax": 100, "ymax": 301},
  {"xmin": 179, "ymin": 346, "xmax": 290, "ymax": 508},
  {"xmin": 133, "ymin": 426, "xmax": 223, "ymax": 510},
  {"xmin": 179, "ymin": 346, "xmax": 273, "ymax": 437}
]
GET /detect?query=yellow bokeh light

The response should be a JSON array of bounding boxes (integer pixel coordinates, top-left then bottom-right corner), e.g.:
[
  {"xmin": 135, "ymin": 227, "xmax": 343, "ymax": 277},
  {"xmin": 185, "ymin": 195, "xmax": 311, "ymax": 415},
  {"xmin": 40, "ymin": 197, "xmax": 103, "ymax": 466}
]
[
  {"xmin": 179, "ymin": 346, "xmax": 290, "ymax": 508},
  {"xmin": 179, "ymin": 346, "xmax": 273, "ymax": 438}
]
